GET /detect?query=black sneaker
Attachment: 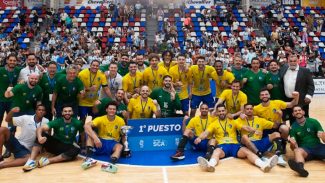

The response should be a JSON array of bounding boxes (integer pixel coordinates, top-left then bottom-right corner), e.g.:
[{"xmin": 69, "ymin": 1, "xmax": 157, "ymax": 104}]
[
  {"xmin": 288, "ymin": 159, "xmax": 309, "ymax": 177},
  {"xmin": 170, "ymin": 151, "xmax": 185, "ymax": 161}
]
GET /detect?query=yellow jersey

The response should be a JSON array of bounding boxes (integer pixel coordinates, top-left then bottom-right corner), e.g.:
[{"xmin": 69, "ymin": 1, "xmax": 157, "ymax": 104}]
[
  {"xmin": 78, "ymin": 69, "xmax": 107, "ymax": 106},
  {"xmin": 158, "ymin": 61, "xmax": 177, "ymax": 72},
  {"xmin": 253, "ymin": 100, "xmax": 287, "ymax": 123},
  {"xmin": 143, "ymin": 66, "xmax": 169, "ymax": 90},
  {"xmin": 122, "ymin": 71, "xmax": 143, "ymax": 94},
  {"xmin": 127, "ymin": 96, "xmax": 157, "ymax": 119},
  {"xmin": 186, "ymin": 115, "xmax": 217, "ymax": 138},
  {"xmin": 206, "ymin": 117, "xmax": 242, "ymax": 145},
  {"xmin": 236, "ymin": 116, "xmax": 273, "ymax": 141},
  {"xmin": 190, "ymin": 65, "xmax": 217, "ymax": 96},
  {"xmin": 215, "ymin": 70, "xmax": 235, "ymax": 98},
  {"xmin": 219, "ymin": 89, "xmax": 247, "ymax": 114},
  {"xmin": 169, "ymin": 65, "xmax": 191, "ymax": 100},
  {"xmin": 92, "ymin": 115, "xmax": 126, "ymax": 141}
]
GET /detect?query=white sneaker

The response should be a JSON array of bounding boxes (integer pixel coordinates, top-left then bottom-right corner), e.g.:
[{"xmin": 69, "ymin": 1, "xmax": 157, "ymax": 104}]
[
  {"xmin": 38, "ymin": 157, "xmax": 50, "ymax": 168},
  {"xmin": 277, "ymin": 155, "xmax": 287, "ymax": 167},
  {"xmin": 197, "ymin": 156, "xmax": 215, "ymax": 172},
  {"xmin": 261, "ymin": 155, "xmax": 278, "ymax": 172}
]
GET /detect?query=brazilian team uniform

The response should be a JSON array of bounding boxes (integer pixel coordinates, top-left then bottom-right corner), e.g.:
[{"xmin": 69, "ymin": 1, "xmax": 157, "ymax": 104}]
[
  {"xmin": 242, "ymin": 70, "xmax": 266, "ymax": 105},
  {"xmin": 143, "ymin": 66, "xmax": 169, "ymax": 90},
  {"xmin": 218, "ymin": 89, "xmax": 247, "ymax": 114},
  {"xmin": 127, "ymin": 96, "xmax": 157, "ymax": 119}
]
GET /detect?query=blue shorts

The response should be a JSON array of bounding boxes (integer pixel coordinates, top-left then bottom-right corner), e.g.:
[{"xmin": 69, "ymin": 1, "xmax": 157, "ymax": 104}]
[
  {"xmin": 78, "ymin": 106, "xmax": 94, "ymax": 119},
  {"xmin": 94, "ymin": 139, "xmax": 119, "ymax": 156},
  {"xmin": 189, "ymin": 137, "xmax": 208, "ymax": 151},
  {"xmin": 180, "ymin": 98, "xmax": 190, "ymax": 113},
  {"xmin": 302, "ymin": 144, "xmax": 325, "ymax": 161},
  {"xmin": 253, "ymin": 137, "xmax": 272, "ymax": 153},
  {"xmin": 217, "ymin": 144, "xmax": 242, "ymax": 158},
  {"xmin": 4, "ymin": 134, "xmax": 30, "ymax": 158},
  {"xmin": 190, "ymin": 93, "xmax": 214, "ymax": 109}
]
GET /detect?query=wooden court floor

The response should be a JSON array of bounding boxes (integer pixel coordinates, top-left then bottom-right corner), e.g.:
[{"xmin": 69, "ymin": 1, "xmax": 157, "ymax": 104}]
[{"xmin": 1, "ymin": 96, "xmax": 325, "ymax": 183}]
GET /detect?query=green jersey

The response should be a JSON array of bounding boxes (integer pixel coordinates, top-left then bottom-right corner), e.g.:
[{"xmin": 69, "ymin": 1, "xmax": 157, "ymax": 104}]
[
  {"xmin": 265, "ymin": 72, "xmax": 284, "ymax": 100},
  {"xmin": 54, "ymin": 76, "xmax": 84, "ymax": 105},
  {"xmin": 99, "ymin": 64, "xmax": 109, "ymax": 72},
  {"xmin": 242, "ymin": 70, "xmax": 266, "ymax": 105},
  {"xmin": 11, "ymin": 83, "xmax": 43, "ymax": 113},
  {"xmin": 47, "ymin": 118, "xmax": 84, "ymax": 144},
  {"xmin": 0, "ymin": 66, "xmax": 21, "ymax": 102},
  {"xmin": 290, "ymin": 118, "xmax": 324, "ymax": 148},
  {"xmin": 38, "ymin": 74, "xmax": 59, "ymax": 106},
  {"xmin": 231, "ymin": 66, "xmax": 248, "ymax": 81},
  {"xmin": 118, "ymin": 63, "xmax": 129, "ymax": 76},
  {"xmin": 96, "ymin": 97, "xmax": 127, "ymax": 118},
  {"xmin": 150, "ymin": 88, "xmax": 181, "ymax": 118}
]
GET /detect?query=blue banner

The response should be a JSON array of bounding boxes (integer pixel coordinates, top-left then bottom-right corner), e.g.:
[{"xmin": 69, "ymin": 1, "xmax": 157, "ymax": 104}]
[{"xmin": 128, "ymin": 118, "xmax": 184, "ymax": 151}]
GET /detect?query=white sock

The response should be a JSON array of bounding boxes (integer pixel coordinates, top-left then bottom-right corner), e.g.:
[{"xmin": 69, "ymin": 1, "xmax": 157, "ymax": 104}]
[
  {"xmin": 208, "ymin": 158, "xmax": 217, "ymax": 167},
  {"xmin": 255, "ymin": 158, "xmax": 266, "ymax": 168}
]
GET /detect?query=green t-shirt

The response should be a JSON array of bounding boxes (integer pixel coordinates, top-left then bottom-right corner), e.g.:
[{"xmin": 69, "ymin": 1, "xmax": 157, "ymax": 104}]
[
  {"xmin": 54, "ymin": 77, "xmax": 84, "ymax": 105},
  {"xmin": 56, "ymin": 69, "xmax": 67, "ymax": 80},
  {"xmin": 97, "ymin": 97, "xmax": 127, "ymax": 118},
  {"xmin": 118, "ymin": 63, "xmax": 129, "ymax": 76},
  {"xmin": 99, "ymin": 64, "xmax": 109, "ymax": 72},
  {"xmin": 149, "ymin": 88, "xmax": 181, "ymax": 118},
  {"xmin": 47, "ymin": 118, "xmax": 84, "ymax": 144},
  {"xmin": 265, "ymin": 72, "xmax": 284, "ymax": 100},
  {"xmin": 290, "ymin": 118, "xmax": 324, "ymax": 148},
  {"xmin": 231, "ymin": 67, "xmax": 248, "ymax": 81},
  {"xmin": 242, "ymin": 70, "xmax": 266, "ymax": 105},
  {"xmin": 11, "ymin": 83, "xmax": 43, "ymax": 113},
  {"xmin": 0, "ymin": 66, "xmax": 21, "ymax": 102},
  {"xmin": 38, "ymin": 74, "xmax": 59, "ymax": 106}
]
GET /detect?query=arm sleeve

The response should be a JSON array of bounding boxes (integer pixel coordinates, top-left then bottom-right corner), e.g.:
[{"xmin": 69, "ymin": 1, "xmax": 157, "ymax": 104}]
[{"xmin": 12, "ymin": 116, "xmax": 25, "ymax": 127}]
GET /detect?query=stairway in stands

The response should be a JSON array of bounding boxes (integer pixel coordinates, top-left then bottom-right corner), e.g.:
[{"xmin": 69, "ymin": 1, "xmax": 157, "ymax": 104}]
[{"xmin": 146, "ymin": 15, "xmax": 158, "ymax": 48}]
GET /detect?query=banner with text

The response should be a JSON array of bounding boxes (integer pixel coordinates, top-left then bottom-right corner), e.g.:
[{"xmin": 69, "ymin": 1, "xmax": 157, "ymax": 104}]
[
  {"xmin": 0, "ymin": 0, "xmax": 21, "ymax": 8},
  {"xmin": 63, "ymin": 0, "xmax": 114, "ymax": 8},
  {"xmin": 24, "ymin": 0, "xmax": 43, "ymax": 8},
  {"xmin": 128, "ymin": 118, "xmax": 184, "ymax": 151},
  {"xmin": 185, "ymin": 0, "xmax": 214, "ymax": 8},
  {"xmin": 314, "ymin": 78, "xmax": 325, "ymax": 94},
  {"xmin": 250, "ymin": 0, "xmax": 272, "ymax": 8}
]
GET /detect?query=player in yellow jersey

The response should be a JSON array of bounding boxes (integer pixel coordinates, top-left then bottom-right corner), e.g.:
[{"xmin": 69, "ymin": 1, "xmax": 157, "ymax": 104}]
[
  {"xmin": 127, "ymin": 85, "xmax": 160, "ymax": 119},
  {"xmin": 143, "ymin": 53, "xmax": 169, "ymax": 90},
  {"xmin": 237, "ymin": 104, "xmax": 287, "ymax": 167},
  {"xmin": 78, "ymin": 60, "xmax": 111, "ymax": 122},
  {"xmin": 169, "ymin": 54, "xmax": 192, "ymax": 115},
  {"xmin": 195, "ymin": 104, "xmax": 278, "ymax": 172},
  {"xmin": 215, "ymin": 80, "xmax": 247, "ymax": 119},
  {"xmin": 122, "ymin": 62, "xmax": 143, "ymax": 100},
  {"xmin": 213, "ymin": 60, "xmax": 235, "ymax": 99},
  {"xmin": 158, "ymin": 50, "xmax": 177, "ymax": 72},
  {"xmin": 170, "ymin": 103, "xmax": 217, "ymax": 161},
  {"xmin": 84, "ymin": 101, "xmax": 125, "ymax": 166},
  {"xmin": 190, "ymin": 56, "xmax": 218, "ymax": 117}
]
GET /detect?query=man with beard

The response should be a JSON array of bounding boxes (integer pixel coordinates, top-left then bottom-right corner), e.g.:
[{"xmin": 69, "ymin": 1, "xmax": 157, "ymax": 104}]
[
  {"xmin": 158, "ymin": 50, "xmax": 177, "ymax": 72},
  {"xmin": 38, "ymin": 61, "xmax": 58, "ymax": 120},
  {"xmin": 150, "ymin": 75, "xmax": 181, "ymax": 118},
  {"xmin": 122, "ymin": 62, "xmax": 143, "ymax": 99},
  {"xmin": 135, "ymin": 54, "xmax": 148, "ymax": 72},
  {"xmin": 213, "ymin": 60, "xmax": 235, "ymax": 101},
  {"xmin": 170, "ymin": 103, "xmax": 217, "ymax": 161},
  {"xmin": 288, "ymin": 105, "xmax": 325, "ymax": 177},
  {"xmin": 189, "ymin": 56, "xmax": 217, "ymax": 117},
  {"xmin": 169, "ymin": 54, "xmax": 192, "ymax": 115},
  {"xmin": 5, "ymin": 73, "xmax": 43, "ymax": 116},
  {"xmin": 51, "ymin": 64, "xmax": 84, "ymax": 118},
  {"xmin": 117, "ymin": 53, "xmax": 130, "ymax": 76},
  {"xmin": 82, "ymin": 101, "xmax": 126, "ymax": 172},
  {"xmin": 195, "ymin": 104, "xmax": 278, "ymax": 173},
  {"xmin": 252, "ymin": 88, "xmax": 299, "ymax": 166},
  {"xmin": 242, "ymin": 58, "xmax": 266, "ymax": 105},
  {"xmin": 18, "ymin": 53, "xmax": 45, "ymax": 83},
  {"xmin": 100, "ymin": 62, "xmax": 122, "ymax": 100},
  {"xmin": 128, "ymin": 85, "xmax": 160, "ymax": 119},
  {"xmin": 93, "ymin": 89, "xmax": 128, "ymax": 121},
  {"xmin": 23, "ymin": 105, "xmax": 84, "ymax": 170},
  {"xmin": 229, "ymin": 56, "xmax": 248, "ymax": 81},
  {"xmin": 0, "ymin": 54, "xmax": 21, "ymax": 125},
  {"xmin": 237, "ymin": 104, "xmax": 285, "ymax": 165},
  {"xmin": 78, "ymin": 60, "xmax": 111, "ymax": 123},
  {"xmin": 266, "ymin": 60, "xmax": 284, "ymax": 100},
  {"xmin": 215, "ymin": 80, "xmax": 247, "ymax": 119},
  {"xmin": 0, "ymin": 105, "xmax": 48, "ymax": 170},
  {"xmin": 143, "ymin": 53, "xmax": 169, "ymax": 90}
]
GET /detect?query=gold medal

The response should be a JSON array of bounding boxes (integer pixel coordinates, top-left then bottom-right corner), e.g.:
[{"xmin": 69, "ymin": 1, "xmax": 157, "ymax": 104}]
[
  {"xmin": 140, "ymin": 113, "xmax": 145, "ymax": 118},
  {"xmin": 224, "ymin": 132, "xmax": 229, "ymax": 137}
]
